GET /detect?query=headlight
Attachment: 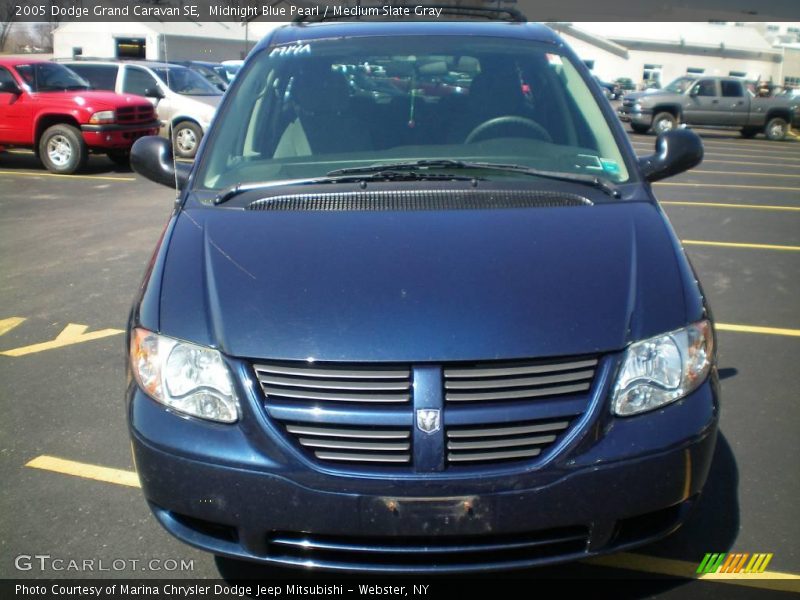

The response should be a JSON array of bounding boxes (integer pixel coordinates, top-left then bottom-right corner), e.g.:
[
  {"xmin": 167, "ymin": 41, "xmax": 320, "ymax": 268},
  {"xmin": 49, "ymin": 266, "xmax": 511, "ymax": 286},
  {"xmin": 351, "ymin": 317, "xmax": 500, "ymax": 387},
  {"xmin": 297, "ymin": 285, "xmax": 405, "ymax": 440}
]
[
  {"xmin": 612, "ymin": 320, "xmax": 713, "ymax": 417},
  {"xmin": 130, "ymin": 328, "xmax": 239, "ymax": 423},
  {"xmin": 89, "ymin": 110, "xmax": 115, "ymax": 124}
]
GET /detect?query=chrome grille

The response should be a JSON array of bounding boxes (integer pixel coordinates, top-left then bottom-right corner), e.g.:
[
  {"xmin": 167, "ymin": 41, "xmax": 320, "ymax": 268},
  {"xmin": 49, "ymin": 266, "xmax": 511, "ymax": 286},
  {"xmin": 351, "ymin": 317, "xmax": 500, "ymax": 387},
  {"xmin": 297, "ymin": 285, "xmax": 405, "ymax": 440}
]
[
  {"xmin": 446, "ymin": 419, "xmax": 571, "ymax": 463},
  {"xmin": 444, "ymin": 357, "xmax": 597, "ymax": 403},
  {"xmin": 254, "ymin": 363, "xmax": 411, "ymax": 404},
  {"xmin": 285, "ymin": 423, "xmax": 411, "ymax": 464}
]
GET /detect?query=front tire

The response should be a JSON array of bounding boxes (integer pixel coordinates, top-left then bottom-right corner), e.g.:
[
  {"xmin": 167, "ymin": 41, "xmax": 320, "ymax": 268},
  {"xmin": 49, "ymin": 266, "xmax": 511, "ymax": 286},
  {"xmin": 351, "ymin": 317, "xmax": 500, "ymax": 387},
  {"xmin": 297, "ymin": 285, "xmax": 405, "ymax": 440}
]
[
  {"xmin": 764, "ymin": 117, "xmax": 788, "ymax": 141},
  {"xmin": 172, "ymin": 121, "xmax": 203, "ymax": 159},
  {"xmin": 39, "ymin": 124, "xmax": 87, "ymax": 174},
  {"xmin": 652, "ymin": 112, "xmax": 677, "ymax": 135}
]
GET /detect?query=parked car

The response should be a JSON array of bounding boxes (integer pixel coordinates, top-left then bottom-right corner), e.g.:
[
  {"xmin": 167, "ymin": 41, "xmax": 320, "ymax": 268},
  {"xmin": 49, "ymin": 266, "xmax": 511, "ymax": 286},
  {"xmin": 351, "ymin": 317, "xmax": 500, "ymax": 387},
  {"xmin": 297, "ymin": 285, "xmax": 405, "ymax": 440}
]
[
  {"xmin": 593, "ymin": 75, "xmax": 622, "ymax": 100},
  {"xmin": 614, "ymin": 77, "xmax": 636, "ymax": 94},
  {"xmin": 618, "ymin": 75, "xmax": 800, "ymax": 139},
  {"xmin": 171, "ymin": 60, "xmax": 229, "ymax": 92},
  {"xmin": 0, "ymin": 58, "xmax": 158, "ymax": 173},
  {"xmin": 63, "ymin": 60, "xmax": 222, "ymax": 158},
  {"xmin": 220, "ymin": 60, "xmax": 243, "ymax": 83},
  {"xmin": 128, "ymin": 17, "xmax": 716, "ymax": 574}
]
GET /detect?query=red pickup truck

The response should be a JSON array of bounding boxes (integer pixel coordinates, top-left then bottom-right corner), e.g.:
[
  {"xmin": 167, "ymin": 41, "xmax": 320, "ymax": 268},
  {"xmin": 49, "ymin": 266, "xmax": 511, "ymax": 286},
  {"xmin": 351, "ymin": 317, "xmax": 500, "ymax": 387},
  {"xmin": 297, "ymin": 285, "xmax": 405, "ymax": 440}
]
[{"xmin": 0, "ymin": 58, "xmax": 159, "ymax": 174}]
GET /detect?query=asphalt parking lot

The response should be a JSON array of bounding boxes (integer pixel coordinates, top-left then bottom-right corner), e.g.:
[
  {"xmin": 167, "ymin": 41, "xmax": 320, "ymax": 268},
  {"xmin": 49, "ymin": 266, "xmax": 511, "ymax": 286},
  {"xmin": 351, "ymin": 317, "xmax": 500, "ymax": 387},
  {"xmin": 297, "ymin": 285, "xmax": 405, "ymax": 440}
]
[{"xmin": 0, "ymin": 129, "xmax": 798, "ymax": 595}]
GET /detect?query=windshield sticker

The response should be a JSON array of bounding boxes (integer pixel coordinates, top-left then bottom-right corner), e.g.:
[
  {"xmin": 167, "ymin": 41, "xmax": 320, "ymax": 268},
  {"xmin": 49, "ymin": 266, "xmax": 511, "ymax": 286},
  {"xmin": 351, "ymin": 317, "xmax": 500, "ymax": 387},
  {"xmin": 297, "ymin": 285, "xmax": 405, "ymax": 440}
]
[
  {"xmin": 600, "ymin": 159, "xmax": 621, "ymax": 176},
  {"xmin": 575, "ymin": 154, "xmax": 603, "ymax": 171},
  {"xmin": 545, "ymin": 53, "xmax": 563, "ymax": 66},
  {"xmin": 270, "ymin": 43, "xmax": 312, "ymax": 58}
]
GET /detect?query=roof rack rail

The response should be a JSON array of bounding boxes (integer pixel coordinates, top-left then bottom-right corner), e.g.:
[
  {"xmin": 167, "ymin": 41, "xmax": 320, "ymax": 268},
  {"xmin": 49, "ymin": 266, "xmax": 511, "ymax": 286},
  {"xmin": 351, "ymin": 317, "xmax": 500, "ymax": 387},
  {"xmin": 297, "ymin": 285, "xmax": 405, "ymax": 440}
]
[{"xmin": 294, "ymin": 4, "xmax": 527, "ymax": 24}]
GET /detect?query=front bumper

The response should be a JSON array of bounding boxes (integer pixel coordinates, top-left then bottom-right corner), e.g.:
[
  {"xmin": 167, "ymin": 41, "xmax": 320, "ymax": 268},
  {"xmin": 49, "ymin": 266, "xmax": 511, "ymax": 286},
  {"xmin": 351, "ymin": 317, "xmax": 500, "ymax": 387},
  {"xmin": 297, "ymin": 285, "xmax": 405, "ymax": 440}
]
[
  {"xmin": 617, "ymin": 107, "xmax": 652, "ymax": 127},
  {"xmin": 129, "ymin": 364, "xmax": 719, "ymax": 573},
  {"xmin": 81, "ymin": 121, "xmax": 160, "ymax": 149}
]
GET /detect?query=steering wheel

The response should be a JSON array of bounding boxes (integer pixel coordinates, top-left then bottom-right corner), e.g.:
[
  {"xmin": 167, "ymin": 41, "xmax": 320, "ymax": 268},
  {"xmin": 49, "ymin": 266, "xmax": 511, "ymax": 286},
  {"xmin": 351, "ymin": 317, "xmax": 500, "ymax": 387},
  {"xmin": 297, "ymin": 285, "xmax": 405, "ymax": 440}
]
[{"xmin": 465, "ymin": 115, "xmax": 552, "ymax": 144}]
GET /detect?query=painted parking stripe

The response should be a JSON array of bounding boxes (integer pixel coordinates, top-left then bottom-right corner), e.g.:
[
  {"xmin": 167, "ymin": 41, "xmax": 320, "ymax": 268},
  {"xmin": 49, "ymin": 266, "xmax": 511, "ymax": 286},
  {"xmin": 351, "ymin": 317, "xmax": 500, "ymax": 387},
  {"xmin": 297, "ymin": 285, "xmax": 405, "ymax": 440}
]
[
  {"xmin": 586, "ymin": 553, "xmax": 800, "ymax": 593},
  {"xmin": 0, "ymin": 317, "xmax": 26, "ymax": 336},
  {"xmin": 682, "ymin": 240, "xmax": 800, "ymax": 252},
  {"xmin": 0, "ymin": 170, "xmax": 135, "ymax": 182},
  {"xmin": 690, "ymin": 170, "xmax": 800, "ymax": 179},
  {"xmin": 0, "ymin": 323, "xmax": 124, "ymax": 357},
  {"xmin": 662, "ymin": 201, "xmax": 800, "ymax": 212},
  {"xmin": 701, "ymin": 158, "xmax": 800, "ymax": 168},
  {"xmin": 655, "ymin": 182, "xmax": 800, "ymax": 192},
  {"xmin": 25, "ymin": 454, "xmax": 800, "ymax": 589},
  {"xmin": 26, "ymin": 455, "xmax": 140, "ymax": 488},
  {"xmin": 716, "ymin": 323, "xmax": 800, "ymax": 338}
]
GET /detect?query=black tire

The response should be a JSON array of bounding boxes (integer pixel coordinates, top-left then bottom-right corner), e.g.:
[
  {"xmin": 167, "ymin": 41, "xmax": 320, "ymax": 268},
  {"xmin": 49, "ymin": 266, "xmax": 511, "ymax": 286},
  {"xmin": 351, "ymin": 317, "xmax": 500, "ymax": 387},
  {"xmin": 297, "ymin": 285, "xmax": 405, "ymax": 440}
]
[
  {"xmin": 740, "ymin": 127, "xmax": 759, "ymax": 139},
  {"xmin": 764, "ymin": 117, "xmax": 788, "ymax": 141},
  {"xmin": 631, "ymin": 123, "xmax": 650, "ymax": 134},
  {"xmin": 652, "ymin": 112, "xmax": 677, "ymax": 135},
  {"xmin": 38, "ymin": 124, "xmax": 87, "ymax": 174},
  {"xmin": 106, "ymin": 149, "xmax": 130, "ymax": 166},
  {"xmin": 172, "ymin": 121, "xmax": 203, "ymax": 159}
]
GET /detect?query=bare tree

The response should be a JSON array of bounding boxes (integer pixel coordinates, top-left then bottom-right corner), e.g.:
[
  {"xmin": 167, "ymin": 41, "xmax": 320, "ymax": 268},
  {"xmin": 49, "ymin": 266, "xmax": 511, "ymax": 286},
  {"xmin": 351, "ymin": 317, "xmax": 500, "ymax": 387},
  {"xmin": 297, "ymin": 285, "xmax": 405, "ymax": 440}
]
[{"xmin": 1, "ymin": 0, "xmax": 18, "ymax": 52}]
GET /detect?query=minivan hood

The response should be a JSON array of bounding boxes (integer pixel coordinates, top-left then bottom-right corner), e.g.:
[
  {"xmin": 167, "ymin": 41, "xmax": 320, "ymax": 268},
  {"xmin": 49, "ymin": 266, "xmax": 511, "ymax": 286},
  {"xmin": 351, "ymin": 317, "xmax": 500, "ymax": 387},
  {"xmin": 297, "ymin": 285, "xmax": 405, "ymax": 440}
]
[{"xmin": 157, "ymin": 202, "xmax": 691, "ymax": 362}]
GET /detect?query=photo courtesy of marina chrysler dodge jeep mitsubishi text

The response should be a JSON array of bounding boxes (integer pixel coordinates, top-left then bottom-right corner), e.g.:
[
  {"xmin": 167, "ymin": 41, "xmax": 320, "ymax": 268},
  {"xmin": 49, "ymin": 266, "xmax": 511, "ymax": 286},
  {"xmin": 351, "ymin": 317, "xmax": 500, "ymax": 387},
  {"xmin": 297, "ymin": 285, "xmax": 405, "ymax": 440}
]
[{"xmin": 127, "ymin": 14, "xmax": 718, "ymax": 573}]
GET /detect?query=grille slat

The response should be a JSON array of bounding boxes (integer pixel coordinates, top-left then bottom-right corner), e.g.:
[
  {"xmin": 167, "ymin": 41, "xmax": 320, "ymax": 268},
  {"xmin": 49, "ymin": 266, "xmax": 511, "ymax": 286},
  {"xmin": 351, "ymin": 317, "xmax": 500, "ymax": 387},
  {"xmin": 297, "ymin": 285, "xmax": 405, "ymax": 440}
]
[
  {"xmin": 446, "ymin": 382, "xmax": 591, "ymax": 402},
  {"xmin": 286, "ymin": 424, "xmax": 410, "ymax": 439},
  {"xmin": 445, "ymin": 369, "xmax": 595, "ymax": 390},
  {"xmin": 255, "ymin": 364, "xmax": 410, "ymax": 379},
  {"xmin": 298, "ymin": 438, "xmax": 411, "ymax": 451},
  {"xmin": 316, "ymin": 451, "xmax": 411, "ymax": 463},
  {"xmin": 447, "ymin": 434, "xmax": 557, "ymax": 451},
  {"xmin": 259, "ymin": 375, "xmax": 409, "ymax": 391},
  {"xmin": 115, "ymin": 105, "xmax": 155, "ymax": 124},
  {"xmin": 446, "ymin": 419, "xmax": 572, "ymax": 464},
  {"xmin": 263, "ymin": 387, "xmax": 410, "ymax": 403},
  {"xmin": 447, "ymin": 421, "xmax": 569, "ymax": 439},
  {"xmin": 445, "ymin": 358, "xmax": 597, "ymax": 379}
]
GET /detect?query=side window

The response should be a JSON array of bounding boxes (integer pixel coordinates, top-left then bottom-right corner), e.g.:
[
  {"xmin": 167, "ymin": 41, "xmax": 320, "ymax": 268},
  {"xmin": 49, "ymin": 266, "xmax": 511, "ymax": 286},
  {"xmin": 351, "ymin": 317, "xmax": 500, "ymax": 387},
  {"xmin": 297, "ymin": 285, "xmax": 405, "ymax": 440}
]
[
  {"xmin": 720, "ymin": 80, "xmax": 744, "ymax": 97},
  {"xmin": 123, "ymin": 67, "xmax": 158, "ymax": 96},
  {"xmin": 69, "ymin": 65, "xmax": 118, "ymax": 91},
  {"xmin": 0, "ymin": 67, "xmax": 16, "ymax": 86},
  {"xmin": 693, "ymin": 79, "xmax": 717, "ymax": 97}
]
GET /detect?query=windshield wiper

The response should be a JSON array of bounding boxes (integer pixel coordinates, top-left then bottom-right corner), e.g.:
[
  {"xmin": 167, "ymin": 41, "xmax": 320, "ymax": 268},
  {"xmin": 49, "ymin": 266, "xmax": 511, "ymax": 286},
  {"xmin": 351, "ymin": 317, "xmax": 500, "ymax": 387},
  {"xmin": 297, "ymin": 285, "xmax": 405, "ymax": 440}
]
[
  {"xmin": 214, "ymin": 170, "xmax": 482, "ymax": 205},
  {"xmin": 328, "ymin": 160, "xmax": 621, "ymax": 198}
]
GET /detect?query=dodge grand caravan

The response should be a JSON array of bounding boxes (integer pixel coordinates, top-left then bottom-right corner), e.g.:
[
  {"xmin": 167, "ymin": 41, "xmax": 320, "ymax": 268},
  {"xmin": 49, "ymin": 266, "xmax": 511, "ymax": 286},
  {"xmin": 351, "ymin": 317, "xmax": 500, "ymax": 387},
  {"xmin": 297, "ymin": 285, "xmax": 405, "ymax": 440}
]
[{"xmin": 127, "ymin": 17, "xmax": 718, "ymax": 573}]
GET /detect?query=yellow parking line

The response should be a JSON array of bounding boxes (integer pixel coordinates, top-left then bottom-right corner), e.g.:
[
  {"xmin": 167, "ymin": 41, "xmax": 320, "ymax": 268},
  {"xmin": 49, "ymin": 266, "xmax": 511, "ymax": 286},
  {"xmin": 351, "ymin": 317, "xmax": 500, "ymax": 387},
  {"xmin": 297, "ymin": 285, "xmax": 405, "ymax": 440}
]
[
  {"xmin": 702, "ymin": 158, "xmax": 800, "ymax": 167},
  {"xmin": 662, "ymin": 201, "xmax": 800, "ymax": 212},
  {"xmin": 656, "ymin": 182, "xmax": 800, "ymax": 191},
  {"xmin": 0, "ymin": 170, "xmax": 135, "ymax": 182},
  {"xmin": 0, "ymin": 323, "xmax": 124, "ymax": 357},
  {"xmin": 586, "ymin": 553, "xmax": 800, "ymax": 593},
  {"xmin": 716, "ymin": 323, "xmax": 800, "ymax": 337},
  {"xmin": 692, "ymin": 170, "xmax": 800, "ymax": 179},
  {"xmin": 682, "ymin": 240, "xmax": 800, "ymax": 252},
  {"xmin": 0, "ymin": 317, "xmax": 26, "ymax": 336},
  {"xmin": 26, "ymin": 455, "xmax": 140, "ymax": 488}
]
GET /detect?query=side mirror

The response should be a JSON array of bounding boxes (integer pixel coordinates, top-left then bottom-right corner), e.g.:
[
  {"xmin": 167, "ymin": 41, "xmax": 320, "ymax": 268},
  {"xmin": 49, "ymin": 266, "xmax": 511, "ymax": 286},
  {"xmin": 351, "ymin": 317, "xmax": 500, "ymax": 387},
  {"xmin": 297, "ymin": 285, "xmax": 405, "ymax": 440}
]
[
  {"xmin": 0, "ymin": 80, "xmax": 22, "ymax": 95},
  {"xmin": 130, "ymin": 136, "xmax": 191, "ymax": 190},
  {"xmin": 637, "ymin": 128, "xmax": 703, "ymax": 183},
  {"xmin": 144, "ymin": 87, "xmax": 165, "ymax": 100}
]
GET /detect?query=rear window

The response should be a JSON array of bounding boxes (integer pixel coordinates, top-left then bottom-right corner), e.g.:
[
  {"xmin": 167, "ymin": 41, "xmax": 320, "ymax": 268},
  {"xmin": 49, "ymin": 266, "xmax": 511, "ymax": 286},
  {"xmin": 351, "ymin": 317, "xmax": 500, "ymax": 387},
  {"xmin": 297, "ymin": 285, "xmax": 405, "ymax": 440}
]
[{"xmin": 198, "ymin": 35, "xmax": 630, "ymax": 190}]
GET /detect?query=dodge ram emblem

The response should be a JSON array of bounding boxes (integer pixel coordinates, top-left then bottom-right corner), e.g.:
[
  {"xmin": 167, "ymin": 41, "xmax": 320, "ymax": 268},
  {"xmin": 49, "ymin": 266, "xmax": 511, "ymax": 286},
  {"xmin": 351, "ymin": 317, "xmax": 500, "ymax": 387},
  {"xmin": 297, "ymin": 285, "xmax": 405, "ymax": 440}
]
[{"xmin": 416, "ymin": 409, "xmax": 441, "ymax": 434}]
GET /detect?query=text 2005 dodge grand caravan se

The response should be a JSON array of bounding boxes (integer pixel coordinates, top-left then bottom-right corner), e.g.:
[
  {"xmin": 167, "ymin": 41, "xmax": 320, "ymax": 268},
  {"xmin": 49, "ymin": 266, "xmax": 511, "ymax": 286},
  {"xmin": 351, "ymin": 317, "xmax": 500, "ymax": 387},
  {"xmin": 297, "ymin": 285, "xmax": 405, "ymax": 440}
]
[{"xmin": 127, "ymin": 18, "xmax": 718, "ymax": 573}]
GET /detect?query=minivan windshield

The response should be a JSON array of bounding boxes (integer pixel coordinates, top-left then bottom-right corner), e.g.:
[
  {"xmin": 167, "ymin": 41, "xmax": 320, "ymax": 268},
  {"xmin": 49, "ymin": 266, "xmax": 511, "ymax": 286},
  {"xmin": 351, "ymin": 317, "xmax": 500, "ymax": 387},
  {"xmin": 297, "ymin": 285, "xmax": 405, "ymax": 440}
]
[
  {"xmin": 198, "ymin": 36, "xmax": 631, "ymax": 191},
  {"xmin": 152, "ymin": 66, "xmax": 222, "ymax": 96}
]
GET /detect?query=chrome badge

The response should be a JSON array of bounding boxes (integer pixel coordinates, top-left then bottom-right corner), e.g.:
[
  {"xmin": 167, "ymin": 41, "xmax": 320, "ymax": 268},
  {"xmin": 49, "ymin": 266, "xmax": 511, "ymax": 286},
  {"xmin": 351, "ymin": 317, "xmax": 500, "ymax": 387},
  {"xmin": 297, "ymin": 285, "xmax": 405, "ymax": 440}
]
[{"xmin": 416, "ymin": 409, "xmax": 441, "ymax": 434}]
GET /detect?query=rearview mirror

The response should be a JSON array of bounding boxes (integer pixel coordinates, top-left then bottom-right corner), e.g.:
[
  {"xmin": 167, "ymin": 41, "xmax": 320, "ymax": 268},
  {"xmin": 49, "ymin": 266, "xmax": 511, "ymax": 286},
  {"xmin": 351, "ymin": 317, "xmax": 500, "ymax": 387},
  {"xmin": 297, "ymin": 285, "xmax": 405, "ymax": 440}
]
[
  {"xmin": 130, "ymin": 136, "xmax": 190, "ymax": 190},
  {"xmin": 0, "ymin": 80, "xmax": 22, "ymax": 95},
  {"xmin": 637, "ymin": 129, "xmax": 703, "ymax": 183}
]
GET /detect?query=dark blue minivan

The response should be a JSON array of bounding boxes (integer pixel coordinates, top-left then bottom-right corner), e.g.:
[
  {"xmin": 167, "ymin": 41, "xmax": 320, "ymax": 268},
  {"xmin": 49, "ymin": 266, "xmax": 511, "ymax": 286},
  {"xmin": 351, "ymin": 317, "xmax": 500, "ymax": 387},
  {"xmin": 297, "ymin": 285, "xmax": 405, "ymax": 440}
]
[{"xmin": 127, "ymin": 17, "xmax": 718, "ymax": 573}]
